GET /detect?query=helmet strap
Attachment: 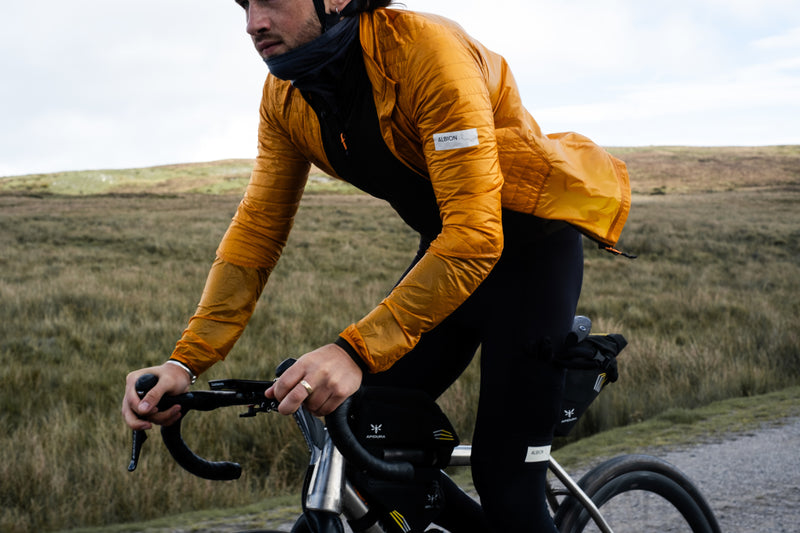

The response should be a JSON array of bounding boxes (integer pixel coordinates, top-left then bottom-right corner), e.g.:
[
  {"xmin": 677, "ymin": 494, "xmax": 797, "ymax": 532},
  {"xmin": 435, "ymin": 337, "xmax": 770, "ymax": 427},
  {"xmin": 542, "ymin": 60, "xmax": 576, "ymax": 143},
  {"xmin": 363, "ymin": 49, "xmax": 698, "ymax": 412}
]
[{"xmin": 312, "ymin": 0, "xmax": 342, "ymax": 32}]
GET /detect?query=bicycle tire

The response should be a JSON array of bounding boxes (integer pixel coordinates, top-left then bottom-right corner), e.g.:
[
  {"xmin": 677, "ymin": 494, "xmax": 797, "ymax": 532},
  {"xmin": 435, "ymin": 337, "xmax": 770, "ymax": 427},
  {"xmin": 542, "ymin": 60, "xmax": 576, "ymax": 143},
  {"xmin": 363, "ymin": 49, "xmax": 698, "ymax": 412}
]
[
  {"xmin": 289, "ymin": 513, "xmax": 313, "ymax": 533},
  {"xmin": 234, "ymin": 521, "xmax": 310, "ymax": 533},
  {"xmin": 553, "ymin": 454, "xmax": 721, "ymax": 533},
  {"xmin": 285, "ymin": 511, "xmax": 346, "ymax": 533},
  {"xmin": 234, "ymin": 514, "xmax": 312, "ymax": 533}
]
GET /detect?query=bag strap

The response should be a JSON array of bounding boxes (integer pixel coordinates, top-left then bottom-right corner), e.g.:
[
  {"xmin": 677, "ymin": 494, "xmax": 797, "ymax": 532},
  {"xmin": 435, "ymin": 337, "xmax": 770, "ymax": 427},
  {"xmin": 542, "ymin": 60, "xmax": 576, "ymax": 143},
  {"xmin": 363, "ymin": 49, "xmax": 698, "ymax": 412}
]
[{"xmin": 555, "ymin": 333, "xmax": 627, "ymax": 382}]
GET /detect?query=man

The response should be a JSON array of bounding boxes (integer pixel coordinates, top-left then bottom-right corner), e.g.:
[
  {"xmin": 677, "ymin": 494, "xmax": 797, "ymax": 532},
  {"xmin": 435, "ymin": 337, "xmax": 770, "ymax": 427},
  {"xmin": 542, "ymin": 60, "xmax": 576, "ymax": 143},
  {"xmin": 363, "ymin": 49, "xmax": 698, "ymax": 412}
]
[{"xmin": 122, "ymin": 1, "xmax": 630, "ymax": 530}]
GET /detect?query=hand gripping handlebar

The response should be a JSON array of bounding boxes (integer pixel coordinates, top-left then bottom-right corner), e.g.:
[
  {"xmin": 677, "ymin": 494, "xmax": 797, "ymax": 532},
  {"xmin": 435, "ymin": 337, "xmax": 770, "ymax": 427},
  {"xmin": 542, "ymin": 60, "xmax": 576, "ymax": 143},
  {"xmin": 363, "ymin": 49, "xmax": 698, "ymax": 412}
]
[
  {"xmin": 128, "ymin": 360, "xmax": 419, "ymax": 483},
  {"xmin": 128, "ymin": 318, "xmax": 594, "ymax": 483}
]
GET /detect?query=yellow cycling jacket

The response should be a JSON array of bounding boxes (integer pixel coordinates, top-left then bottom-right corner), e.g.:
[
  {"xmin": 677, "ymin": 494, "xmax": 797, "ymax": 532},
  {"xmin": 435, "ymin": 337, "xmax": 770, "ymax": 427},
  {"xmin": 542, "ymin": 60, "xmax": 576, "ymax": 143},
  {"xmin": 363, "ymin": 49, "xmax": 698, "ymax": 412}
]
[{"xmin": 171, "ymin": 9, "xmax": 630, "ymax": 375}]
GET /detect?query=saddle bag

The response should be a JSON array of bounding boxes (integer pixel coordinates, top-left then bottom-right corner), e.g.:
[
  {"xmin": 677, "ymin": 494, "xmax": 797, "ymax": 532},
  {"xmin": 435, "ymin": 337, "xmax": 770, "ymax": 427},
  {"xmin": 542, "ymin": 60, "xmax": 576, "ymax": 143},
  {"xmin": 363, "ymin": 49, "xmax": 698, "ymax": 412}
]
[{"xmin": 554, "ymin": 333, "xmax": 627, "ymax": 436}]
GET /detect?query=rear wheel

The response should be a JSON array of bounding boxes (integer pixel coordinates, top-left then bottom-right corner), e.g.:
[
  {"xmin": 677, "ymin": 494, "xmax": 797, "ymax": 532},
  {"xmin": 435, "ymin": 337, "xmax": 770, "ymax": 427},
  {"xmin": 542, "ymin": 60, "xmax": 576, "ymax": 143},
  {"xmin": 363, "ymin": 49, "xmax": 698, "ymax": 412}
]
[
  {"xmin": 236, "ymin": 520, "xmax": 309, "ymax": 533},
  {"xmin": 288, "ymin": 511, "xmax": 345, "ymax": 533},
  {"xmin": 235, "ymin": 515, "xmax": 308, "ymax": 533},
  {"xmin": 553, "ymin": 455, "xmax": 720, "ymax": 533}
]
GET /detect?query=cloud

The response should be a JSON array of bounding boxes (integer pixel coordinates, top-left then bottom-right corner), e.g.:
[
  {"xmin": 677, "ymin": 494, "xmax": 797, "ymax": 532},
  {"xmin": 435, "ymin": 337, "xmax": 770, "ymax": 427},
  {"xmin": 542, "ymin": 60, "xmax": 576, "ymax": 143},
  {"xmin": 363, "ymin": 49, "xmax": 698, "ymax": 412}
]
[
  {"xmin": 752, "ymin": 25, "xmax": 800, "ymax": 50},
  {"xmin": 0, "ymin": 1, "xmax": 264, "ymax": 176},
  {"xmin": 701, "ymin": 0, "xmax": 799, "ymax": 22},
  {"xmin": 403, "ymin": 0, "xmax": 799, "ymax": 145},
  {"xmin": 1, "ymin": 0, "xmax": 799, "ymax": 175}
]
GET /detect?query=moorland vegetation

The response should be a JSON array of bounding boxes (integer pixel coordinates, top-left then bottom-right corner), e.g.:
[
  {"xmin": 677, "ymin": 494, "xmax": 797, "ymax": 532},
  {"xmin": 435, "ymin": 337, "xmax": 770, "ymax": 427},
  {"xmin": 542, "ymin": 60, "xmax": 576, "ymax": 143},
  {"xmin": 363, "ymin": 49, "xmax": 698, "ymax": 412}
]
[{"xmin": 1, "ymin": 145, "xmax": 798, "ymax": 531}]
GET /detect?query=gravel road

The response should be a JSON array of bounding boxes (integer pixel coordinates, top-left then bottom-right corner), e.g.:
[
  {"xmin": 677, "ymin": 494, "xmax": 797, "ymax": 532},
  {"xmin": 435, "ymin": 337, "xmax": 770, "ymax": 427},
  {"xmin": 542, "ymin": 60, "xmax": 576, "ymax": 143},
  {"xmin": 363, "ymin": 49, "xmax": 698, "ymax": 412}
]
[{"xmin": 653, "ymin": 417, "xmax": 800, "ymax": 533}]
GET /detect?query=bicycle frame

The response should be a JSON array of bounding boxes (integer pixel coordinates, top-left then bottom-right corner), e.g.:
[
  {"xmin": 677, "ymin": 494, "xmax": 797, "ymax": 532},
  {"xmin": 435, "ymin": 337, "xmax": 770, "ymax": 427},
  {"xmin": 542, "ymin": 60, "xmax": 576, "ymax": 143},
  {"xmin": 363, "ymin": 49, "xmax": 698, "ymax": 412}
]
[
  {"xmin": 451, "ymin": 446, "xmax": 613, "ymax": 533},
  {"xmin": 129, "ymin": 317, "xmax": 720, "ymax": 533},
  {"xmin": 296, "ymin": 405, "xmax": 615, "ymax": 533},
  {"xmin": 130, "ymin": 368, "xmax": 720, "ymax": 533}
]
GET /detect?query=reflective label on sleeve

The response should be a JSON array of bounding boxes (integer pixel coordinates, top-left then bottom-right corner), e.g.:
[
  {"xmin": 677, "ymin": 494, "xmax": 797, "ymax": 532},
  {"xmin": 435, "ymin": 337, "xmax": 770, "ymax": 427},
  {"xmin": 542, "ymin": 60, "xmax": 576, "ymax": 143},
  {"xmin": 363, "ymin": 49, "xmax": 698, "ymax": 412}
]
[
  {"xmin": 433, "ymin": 128, "xmax": 479, "ymax": 151},
  {"xmin": 525, "ymin": 445, "xmax": 552, "ymax": 463}
]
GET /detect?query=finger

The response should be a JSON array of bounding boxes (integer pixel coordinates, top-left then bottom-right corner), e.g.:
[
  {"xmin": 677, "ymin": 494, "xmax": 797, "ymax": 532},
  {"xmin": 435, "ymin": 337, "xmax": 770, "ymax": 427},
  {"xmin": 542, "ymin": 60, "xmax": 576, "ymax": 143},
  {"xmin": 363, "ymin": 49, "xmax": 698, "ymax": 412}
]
[
  {"xmin": 304, "ymin": 387, "xmax": 332, "ymax": 416},
  {"xmin": 271, "ymin": 361, "xmax": 309, "ymax": 401},
  {"xmin": 122, "ymin": 378, "xmax": 153, "ymax": 429},
  {"xmin": 298, "ymin": 379, "xmax": 315, "ymax": 397},
  {"xmin": 310, "ymin": 388, "xmax": 350, "ymax": 417},
  {"xmin": 269, "ymin": 370, "xmax": 291, "ymax": 401},
  {"xmin": 125, "ymin": 377, "xmax": 169, "ymax": 419},
  {"xmin": 134, "ymin": 369, "xmax": 186, "ymax": 415},
  {"xmin": 277, "ymin": 381, "xmax": 314, "ymax": 415},
  {"xmin": 308, "ymin": 394, "xmax": 337, "ymax": 417},
  {"xmin": 123, "ymin": 369, "xmax": 160, "ymax": 415},
  {"xmin": 265, "ymin": 375, "xmax": 291, "ymax": 401},
  {"xmin": 122, "ymin": 398, "xmax": 151, "ymax": 430},
  {"xmin": 147, "ymin": 404, "xmax": 183, "ymax": 426},
  {"xmin": 264, "ymin": 382, "xmax": 277, "ymax": 399}
]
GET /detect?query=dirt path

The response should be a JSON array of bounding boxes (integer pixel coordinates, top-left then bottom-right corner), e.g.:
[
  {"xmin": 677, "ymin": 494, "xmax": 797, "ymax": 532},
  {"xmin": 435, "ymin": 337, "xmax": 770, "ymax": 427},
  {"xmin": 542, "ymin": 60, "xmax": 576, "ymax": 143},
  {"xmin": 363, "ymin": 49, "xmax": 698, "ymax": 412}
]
[{"xmin": 656, "ymin": 417, "xmax": 800, "ymax": 533}]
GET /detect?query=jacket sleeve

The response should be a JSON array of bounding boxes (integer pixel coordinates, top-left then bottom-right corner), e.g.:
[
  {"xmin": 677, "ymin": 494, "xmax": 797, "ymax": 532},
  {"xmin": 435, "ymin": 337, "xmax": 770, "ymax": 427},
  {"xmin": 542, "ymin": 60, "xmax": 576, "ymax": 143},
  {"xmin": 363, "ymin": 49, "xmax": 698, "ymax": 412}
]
[
  {"xmin": 171, "ymin": 81, "xmax": 310, "ymax": 375},
  {"xmin": 170, "ymin": 258, "xmax": 269, "ymax": 375},
  {"xmin": 340, "ymin": 21, "xmax": 505, "ymax": 372}
]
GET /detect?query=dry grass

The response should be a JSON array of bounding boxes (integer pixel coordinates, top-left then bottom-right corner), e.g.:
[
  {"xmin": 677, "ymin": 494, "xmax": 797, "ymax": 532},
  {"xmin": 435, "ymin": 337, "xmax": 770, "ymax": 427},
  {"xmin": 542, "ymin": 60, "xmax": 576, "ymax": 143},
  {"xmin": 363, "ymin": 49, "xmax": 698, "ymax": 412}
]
[
  {"xmin": 1, "ymin": 146, "xmax": 798, "ymax": 531},
  {"xmin": 0, "ymin": 161, "xmax": 341, "ymax": 196},
  {"xmin": 609, "ymin": 145, "xmax": 800, "ymax": 194}
]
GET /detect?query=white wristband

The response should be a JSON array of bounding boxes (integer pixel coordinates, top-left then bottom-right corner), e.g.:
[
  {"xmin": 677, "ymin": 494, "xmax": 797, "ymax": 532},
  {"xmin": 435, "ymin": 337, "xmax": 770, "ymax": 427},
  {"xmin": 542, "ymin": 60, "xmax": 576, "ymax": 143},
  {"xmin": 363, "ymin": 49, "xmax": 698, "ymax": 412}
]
[{"xmin": 166, "ymin": 359, "xmax": 197, "ymax": 384}]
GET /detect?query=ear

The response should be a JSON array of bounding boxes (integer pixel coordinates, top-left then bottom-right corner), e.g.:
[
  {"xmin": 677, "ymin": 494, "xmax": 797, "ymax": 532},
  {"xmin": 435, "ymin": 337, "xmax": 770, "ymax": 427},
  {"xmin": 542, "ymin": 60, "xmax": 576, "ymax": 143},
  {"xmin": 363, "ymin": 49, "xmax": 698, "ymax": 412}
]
[{"xmin": 326, "ymin": 0, "xmax": 353, "ymax": 14}]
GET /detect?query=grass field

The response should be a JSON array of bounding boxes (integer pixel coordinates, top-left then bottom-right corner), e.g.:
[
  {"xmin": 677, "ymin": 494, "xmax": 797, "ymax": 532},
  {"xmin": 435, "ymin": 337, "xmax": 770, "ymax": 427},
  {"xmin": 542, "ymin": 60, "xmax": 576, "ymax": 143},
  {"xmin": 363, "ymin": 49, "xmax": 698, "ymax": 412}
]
[{"xmin": 1, "ymin": 145, "xmax": 798, "ymax": 532}]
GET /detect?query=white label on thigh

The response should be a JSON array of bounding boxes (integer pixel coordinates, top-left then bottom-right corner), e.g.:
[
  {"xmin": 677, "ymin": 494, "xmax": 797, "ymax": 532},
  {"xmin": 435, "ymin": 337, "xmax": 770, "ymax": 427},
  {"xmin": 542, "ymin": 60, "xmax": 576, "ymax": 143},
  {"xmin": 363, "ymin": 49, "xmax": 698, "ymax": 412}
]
[
  {"xmin": 433, "ymin": 128, "xmax": 479, "ymax": 151},
  {"xmin": 525, "ymin": 445, "xmax": 552, "ymax": 463}
]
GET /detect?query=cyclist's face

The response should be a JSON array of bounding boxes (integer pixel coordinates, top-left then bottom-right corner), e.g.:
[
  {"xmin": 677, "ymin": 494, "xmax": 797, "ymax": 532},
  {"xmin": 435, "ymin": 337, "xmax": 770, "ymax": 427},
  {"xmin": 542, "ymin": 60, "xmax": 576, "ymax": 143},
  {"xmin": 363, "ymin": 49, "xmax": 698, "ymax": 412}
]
[{"xmin": 234, "ymin": 0, "xmax": 322, "ymax": 59}]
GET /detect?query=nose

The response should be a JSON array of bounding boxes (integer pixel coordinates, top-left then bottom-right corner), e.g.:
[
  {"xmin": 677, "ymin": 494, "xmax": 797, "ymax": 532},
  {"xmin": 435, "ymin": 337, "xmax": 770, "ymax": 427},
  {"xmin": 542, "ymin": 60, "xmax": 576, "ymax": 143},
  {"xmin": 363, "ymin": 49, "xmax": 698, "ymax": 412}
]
[{"xmin": 245, "ymin": 2, "xmax": 271, "ymax": 36}]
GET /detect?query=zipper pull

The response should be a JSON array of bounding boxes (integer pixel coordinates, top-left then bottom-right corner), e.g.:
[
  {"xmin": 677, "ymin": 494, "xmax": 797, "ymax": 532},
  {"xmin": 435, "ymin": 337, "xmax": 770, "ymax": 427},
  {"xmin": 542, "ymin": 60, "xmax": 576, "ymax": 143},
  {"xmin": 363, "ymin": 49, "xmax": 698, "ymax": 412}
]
[
  {"xmin": 339, "ymin": 132, "xmax": 349, "ymax": 156},
  {"xmin": 601, "ymin": 245, "xmax": 638, "ymax": 259}
]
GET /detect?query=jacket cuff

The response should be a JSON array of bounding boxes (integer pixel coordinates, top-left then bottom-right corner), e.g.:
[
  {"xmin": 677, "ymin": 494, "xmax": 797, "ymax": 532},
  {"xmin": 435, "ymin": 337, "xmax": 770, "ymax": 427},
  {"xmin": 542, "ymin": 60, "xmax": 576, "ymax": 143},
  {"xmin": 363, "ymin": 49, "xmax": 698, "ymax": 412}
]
[
  {"xmin": 335, "ymin": 336, "xmax": 372, "ymax": 374},
  {"xmin": 170, "ymin": 330, "xmax": 221, "ymax": 376}
]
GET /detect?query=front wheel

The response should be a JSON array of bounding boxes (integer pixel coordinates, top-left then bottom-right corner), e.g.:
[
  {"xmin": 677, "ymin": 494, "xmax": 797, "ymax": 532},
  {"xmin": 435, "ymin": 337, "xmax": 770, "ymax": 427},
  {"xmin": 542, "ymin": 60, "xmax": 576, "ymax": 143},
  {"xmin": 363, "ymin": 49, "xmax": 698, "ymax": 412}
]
[
  {"xmin": 553, "ymin": 455, "xmax": 721, "ymax": 533},
  {"xmin": 288, "ymin": 511, "xmax": 345, "ymax": 533},
  {"xmin": 235, "ymin": 511, "xmax": 344, "ymax": 533}
]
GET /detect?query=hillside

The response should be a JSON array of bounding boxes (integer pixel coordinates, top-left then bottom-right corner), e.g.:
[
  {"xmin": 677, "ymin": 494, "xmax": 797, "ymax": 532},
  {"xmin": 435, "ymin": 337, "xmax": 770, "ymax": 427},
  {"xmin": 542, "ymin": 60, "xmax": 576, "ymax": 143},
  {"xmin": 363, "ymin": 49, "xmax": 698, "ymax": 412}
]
[
  {"xmin": 1, "ymin": 145, "xmax": 798, "ymax": 532},
  {"xmin": 1, "ymin": 145, "xmax": 798, "ymax": 196},
  {"xmin": 609, "ymin": 145, "xmax": 800, "ymax": 194}
]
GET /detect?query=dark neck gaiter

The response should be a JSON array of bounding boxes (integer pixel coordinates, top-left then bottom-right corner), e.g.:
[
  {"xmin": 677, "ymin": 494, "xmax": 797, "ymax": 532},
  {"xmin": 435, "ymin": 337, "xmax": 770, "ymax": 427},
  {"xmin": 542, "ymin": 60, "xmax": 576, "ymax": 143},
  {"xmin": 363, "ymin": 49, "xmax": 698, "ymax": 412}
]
[{"xmin": 264, "ymin": 16, "xmax": 359, "ymax": 92}]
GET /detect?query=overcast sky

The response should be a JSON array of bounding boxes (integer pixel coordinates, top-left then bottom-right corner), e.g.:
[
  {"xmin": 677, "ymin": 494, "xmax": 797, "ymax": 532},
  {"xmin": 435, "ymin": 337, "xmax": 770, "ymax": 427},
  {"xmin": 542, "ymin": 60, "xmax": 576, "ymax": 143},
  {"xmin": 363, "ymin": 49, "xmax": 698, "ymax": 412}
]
[{"xmin": 1, "ymin": 0, "xmax": 798, "ymax": 177}]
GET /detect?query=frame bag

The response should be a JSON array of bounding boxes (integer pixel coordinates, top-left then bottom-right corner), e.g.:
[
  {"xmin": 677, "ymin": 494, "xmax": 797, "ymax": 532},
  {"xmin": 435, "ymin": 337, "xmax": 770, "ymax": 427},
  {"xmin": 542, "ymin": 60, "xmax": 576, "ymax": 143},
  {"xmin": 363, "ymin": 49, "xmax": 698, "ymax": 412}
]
[{"xmin": 346, "ymin": 387, "xmax": 460, "ymax": 532}]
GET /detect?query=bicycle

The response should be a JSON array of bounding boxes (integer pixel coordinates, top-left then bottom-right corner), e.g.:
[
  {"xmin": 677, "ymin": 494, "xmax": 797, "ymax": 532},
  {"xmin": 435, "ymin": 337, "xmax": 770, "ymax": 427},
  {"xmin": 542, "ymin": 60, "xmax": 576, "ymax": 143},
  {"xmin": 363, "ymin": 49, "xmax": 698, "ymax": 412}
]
[{"xmin": 128, "ymin": 318, "xmax": 722, "ymax": 533}]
